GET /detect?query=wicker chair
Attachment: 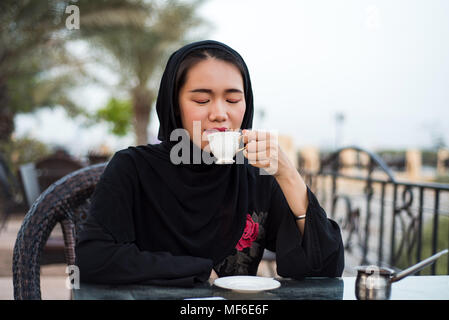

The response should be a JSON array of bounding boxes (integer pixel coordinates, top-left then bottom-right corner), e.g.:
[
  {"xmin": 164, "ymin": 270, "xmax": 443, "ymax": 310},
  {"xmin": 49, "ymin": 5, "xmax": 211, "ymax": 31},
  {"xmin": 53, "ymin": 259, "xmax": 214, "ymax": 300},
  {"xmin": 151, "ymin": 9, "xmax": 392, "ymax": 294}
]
[{"xmin": 12, "ymin": 162, "xmax": 107, "ymax": 300}]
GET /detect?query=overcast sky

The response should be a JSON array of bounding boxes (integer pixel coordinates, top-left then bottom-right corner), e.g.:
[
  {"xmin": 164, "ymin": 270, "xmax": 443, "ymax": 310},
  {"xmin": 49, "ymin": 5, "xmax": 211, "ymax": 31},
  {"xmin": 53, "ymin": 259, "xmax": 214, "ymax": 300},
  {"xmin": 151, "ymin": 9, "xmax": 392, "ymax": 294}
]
[{"xmin": 14, "ymin": 0, "xmax": 449, "ymax": 156}]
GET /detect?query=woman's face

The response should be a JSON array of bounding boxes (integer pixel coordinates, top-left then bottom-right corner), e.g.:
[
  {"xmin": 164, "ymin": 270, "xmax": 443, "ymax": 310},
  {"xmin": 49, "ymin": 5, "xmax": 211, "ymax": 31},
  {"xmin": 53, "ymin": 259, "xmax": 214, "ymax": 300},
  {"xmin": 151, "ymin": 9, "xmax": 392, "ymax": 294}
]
[{"xmin": 178, "ymin": 58, "xmax": 246, "ymax": 150}]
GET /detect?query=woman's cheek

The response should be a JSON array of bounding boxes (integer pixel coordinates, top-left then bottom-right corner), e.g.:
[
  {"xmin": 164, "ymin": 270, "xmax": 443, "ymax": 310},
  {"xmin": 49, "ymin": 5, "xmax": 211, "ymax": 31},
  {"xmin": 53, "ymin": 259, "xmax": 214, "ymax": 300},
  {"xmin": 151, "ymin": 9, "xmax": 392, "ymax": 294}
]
[
  {"xmin": 185, "ymin": 106, "xmax": 207, "ymax": 128},
  {"xmin": 230, "ymin": 103, "xmax": 246, "ymax": 122}
]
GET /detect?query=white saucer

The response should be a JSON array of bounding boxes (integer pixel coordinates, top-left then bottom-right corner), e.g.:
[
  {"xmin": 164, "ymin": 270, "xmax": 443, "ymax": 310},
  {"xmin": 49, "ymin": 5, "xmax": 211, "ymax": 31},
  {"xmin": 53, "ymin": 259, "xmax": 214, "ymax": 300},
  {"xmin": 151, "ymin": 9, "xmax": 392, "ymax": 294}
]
[{"xmin": 213, "ymin": 276, "xmax": 281, "ymax": 293}]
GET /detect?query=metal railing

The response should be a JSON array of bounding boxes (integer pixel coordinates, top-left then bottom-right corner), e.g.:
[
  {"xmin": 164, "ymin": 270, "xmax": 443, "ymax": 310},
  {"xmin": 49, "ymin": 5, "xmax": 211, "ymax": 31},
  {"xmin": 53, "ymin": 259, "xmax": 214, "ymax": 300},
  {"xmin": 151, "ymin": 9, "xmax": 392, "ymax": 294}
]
[{"xmin": 302, "ymin": 146, "xmax": 449, "ymax": 275}]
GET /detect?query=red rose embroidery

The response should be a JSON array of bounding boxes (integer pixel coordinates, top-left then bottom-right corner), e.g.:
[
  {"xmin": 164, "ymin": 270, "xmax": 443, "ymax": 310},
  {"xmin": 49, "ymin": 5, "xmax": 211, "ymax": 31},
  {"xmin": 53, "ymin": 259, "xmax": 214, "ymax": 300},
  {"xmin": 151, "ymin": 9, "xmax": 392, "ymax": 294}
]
[{"xmin": 236, "ymin": 214, "xmax": 259, "ymax": 251}]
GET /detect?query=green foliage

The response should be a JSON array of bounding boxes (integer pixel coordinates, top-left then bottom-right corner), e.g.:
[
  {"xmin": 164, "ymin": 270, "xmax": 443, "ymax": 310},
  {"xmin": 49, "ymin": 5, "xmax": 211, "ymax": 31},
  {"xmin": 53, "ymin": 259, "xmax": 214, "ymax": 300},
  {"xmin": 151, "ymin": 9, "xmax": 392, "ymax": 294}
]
[
  {"xmin": 0, "ymin": 0, "xmax": 210, "ymax": 145},
  {"xmin": 434, "ymin": 175, "xmax": 449, "ymax": 184},
  {"xmin": 95, "ymin": 98, "xmax": 133, "ymax": 137},
  {"xmin": 0, "ymin": 136, "xmax": 51, "ymax": 176},
  {"xmin": 0, "ymin": 0, "xmax": 150, "ymax": 140},
  {"xmin": 377, "ymin": 149, "xmax": 440, "ymax": 167},
  {"xmin": 396, "ymin": 216, "xmax": 448, "ymax": 275},
  {"xmin": 376, "ymin": 149, "xmax": 406, "ymax": 157},
  {"xmin": 82, "ymin": 0, "xmax": 209, "ymax": 144},
  {"xmin": 421, "ymin": 150, "xmax": 437, "ymax": 167}
]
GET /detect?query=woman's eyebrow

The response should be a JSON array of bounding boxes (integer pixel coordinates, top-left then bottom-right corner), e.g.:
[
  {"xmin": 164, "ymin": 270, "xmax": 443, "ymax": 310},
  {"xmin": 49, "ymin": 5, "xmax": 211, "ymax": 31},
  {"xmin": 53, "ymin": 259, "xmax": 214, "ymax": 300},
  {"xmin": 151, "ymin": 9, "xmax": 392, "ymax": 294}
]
[
  {"xmin": 225, "ymin": 88, "xmax": 244, "ymax": 94},
  {"xmin": 188, "ymin": 88, "xmax": 243, "ymax": 94}
]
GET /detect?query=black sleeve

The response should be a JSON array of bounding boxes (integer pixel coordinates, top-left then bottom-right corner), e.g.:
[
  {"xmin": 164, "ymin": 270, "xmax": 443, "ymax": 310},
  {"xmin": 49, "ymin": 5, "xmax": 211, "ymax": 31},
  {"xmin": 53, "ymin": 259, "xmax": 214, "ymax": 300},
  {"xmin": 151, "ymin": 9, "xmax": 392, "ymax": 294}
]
[
  {"xmin": 75, "ymin": 152, "xmax": 213, "ymax": 287},
  {"xmin": 265, "ymin": 180, "xmax": 345, "ymax": 279}
]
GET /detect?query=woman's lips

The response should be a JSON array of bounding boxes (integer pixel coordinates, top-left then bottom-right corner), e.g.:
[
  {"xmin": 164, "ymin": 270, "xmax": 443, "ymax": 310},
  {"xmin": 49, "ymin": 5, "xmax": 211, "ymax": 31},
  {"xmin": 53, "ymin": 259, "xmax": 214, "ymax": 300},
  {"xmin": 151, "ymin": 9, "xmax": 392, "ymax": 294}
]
[
  {"xmin": 212, "ymin": 127, "xmax": 228, "ymax": 132},
  {"xmin": 204, "ymin": 127, "xmax": 228, "ymax": 135}
]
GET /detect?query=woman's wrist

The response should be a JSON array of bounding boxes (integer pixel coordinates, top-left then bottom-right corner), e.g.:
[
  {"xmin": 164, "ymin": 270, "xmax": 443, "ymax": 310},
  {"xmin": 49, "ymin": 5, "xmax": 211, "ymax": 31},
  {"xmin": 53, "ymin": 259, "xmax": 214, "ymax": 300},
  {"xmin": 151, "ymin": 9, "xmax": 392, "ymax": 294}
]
[
  {"xmin": 274, "ymin": 159, "xmax": 300, "ymax": 185},
  {"xmin": 275, "ymin": 167, "xmax": 309, "ymax": 215},
  {"xmin": 273, "ymin": 148, "xmax": 296, "ymax": 180}
]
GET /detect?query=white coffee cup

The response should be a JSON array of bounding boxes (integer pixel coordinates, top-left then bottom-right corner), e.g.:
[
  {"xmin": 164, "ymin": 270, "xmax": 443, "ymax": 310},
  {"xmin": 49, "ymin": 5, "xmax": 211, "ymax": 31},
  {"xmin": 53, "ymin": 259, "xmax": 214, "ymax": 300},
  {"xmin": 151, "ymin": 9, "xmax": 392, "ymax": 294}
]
[{"xmin": 207, "ymin": 131, "xmax": 242, "ymax": 164}]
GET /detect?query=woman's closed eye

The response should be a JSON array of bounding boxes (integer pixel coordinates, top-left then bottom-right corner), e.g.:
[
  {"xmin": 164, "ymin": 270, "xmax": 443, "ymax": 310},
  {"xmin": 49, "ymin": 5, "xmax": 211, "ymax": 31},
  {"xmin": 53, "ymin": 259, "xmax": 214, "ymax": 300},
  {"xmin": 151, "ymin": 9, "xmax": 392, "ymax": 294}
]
[
  {"xmin": 194, "ymin": 100, "xmax": 209, "ymax": 104},
  {"xmin": 193, "ymin": 99, "xmax": 241, "ymax": 105}
]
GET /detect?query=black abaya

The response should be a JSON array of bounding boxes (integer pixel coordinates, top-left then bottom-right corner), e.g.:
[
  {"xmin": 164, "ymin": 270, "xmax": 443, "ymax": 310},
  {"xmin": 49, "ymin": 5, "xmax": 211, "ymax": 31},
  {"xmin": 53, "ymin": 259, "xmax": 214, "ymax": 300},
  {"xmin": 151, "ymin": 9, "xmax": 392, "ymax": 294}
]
[{"xmin": 75, "ymin": 40, "xmax": 344, "ymax": 286}]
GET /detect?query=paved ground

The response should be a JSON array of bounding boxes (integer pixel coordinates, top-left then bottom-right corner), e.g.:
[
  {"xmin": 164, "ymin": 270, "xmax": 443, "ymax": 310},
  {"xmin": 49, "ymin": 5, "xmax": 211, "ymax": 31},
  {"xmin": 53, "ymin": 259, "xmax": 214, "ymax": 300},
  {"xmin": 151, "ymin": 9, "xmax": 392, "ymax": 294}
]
[
  {"xmin": 0, "ymin": 215, "xmax": 71, "ymax": 300},
  {"xmin": 0, "ymin": 276, "xmax": 71, "ymax": 300}
]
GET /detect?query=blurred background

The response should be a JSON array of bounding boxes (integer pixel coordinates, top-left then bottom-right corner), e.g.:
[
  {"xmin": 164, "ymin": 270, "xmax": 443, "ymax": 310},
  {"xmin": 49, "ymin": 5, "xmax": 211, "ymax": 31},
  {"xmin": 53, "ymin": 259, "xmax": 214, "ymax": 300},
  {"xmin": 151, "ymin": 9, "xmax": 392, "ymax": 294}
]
[{"xmin": 1, "ymin": 0, "xmax": 448, "ymax": 299}]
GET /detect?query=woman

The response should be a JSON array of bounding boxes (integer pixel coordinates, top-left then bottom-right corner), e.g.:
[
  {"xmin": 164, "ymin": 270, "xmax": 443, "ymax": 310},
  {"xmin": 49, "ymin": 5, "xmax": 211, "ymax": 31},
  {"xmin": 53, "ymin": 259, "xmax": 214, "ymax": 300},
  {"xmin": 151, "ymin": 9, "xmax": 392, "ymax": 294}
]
[{"xmin": 75, "ymin": 40, "xmax": 344, "ymax": 286}]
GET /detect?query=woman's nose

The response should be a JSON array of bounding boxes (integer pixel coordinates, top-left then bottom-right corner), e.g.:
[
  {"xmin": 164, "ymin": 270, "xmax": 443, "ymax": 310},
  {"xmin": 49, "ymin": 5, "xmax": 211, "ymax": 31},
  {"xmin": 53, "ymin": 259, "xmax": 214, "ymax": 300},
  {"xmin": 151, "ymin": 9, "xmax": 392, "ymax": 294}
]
[{"xmin": 208, "ymin": 100, "xmax": 228, "ymax": 122}]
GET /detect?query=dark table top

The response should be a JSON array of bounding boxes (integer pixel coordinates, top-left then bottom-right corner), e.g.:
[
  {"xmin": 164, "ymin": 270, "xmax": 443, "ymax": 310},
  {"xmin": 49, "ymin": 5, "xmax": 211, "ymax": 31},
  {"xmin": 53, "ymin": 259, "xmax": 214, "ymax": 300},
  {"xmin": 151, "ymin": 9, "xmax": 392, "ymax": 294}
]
[{"xmin": 73, "ymin": 276, "xmax": 449, "ymax": 300}]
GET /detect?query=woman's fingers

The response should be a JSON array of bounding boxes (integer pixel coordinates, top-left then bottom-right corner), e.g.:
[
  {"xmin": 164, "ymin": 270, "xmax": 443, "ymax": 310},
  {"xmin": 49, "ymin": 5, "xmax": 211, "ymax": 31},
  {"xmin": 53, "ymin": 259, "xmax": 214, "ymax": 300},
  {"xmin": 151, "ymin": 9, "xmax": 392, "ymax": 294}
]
[
  {"xmin": 241, "ymin": 130, "xmax": 271, "ymax": 144},
  {"xmin": 243, "ymin": 152, "xmax": 271, "ymax": 167},
  {"xmin": 240, "ymin": 130, "xmax": 280, "ymax": 175},
  {"xmin": 246, "ymin": 140, "xmax": 273, "ymax": 153},
  {"xmin": 244, "ymin": 148, "xmax": 275, "ymax": 162},
  {"xmin": 244, "ymin": 141, "xmax": 278, "ymax": 162},
  {"xmin": 209, "ymin": 269, "xmax": 219, "ymax": 280},
  {"xmin": 240, "ymin": 130, "xmax": 279, "ymax": 172}
]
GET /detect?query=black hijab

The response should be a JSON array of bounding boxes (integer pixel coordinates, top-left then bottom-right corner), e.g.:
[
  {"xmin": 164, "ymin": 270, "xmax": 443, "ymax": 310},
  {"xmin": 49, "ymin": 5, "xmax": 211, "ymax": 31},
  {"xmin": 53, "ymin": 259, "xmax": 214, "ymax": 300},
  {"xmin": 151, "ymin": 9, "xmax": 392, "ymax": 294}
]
[
  {"xmin": 156, "ymin": 39, "xmax": 254, "ymax": 142},
  {"xmin": 108, "ymin": 40, "xmax": 256, "ymax": 264}
]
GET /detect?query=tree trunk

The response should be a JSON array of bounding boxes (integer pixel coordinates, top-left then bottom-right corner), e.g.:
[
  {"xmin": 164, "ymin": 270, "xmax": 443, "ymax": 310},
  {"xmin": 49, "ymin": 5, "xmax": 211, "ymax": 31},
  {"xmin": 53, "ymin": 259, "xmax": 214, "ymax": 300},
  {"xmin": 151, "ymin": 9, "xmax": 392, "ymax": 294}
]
[
  {"xmin": 0, "ymin": 81, "xmax": 14, "ymax": 143},
  {"xmin": 131, "ymin": 86, "xmax": 154, "ymax": 146}
]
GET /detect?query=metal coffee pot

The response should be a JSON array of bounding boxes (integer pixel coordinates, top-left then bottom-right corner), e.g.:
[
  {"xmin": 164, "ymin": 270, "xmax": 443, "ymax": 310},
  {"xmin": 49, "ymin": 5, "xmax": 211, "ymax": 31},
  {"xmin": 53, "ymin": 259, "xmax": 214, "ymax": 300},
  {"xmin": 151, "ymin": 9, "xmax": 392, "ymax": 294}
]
[{"xmin": 355, "ymin": 249, "xmax": 448, "ymax": 300}]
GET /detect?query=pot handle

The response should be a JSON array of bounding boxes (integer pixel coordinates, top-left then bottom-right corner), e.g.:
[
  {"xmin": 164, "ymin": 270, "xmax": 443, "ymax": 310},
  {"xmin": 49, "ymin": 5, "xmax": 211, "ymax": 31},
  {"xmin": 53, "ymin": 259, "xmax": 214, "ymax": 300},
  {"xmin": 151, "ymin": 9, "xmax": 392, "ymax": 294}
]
[{"xmin": 391, "ymin": 249, "xmax": 448, "ymax": 283}]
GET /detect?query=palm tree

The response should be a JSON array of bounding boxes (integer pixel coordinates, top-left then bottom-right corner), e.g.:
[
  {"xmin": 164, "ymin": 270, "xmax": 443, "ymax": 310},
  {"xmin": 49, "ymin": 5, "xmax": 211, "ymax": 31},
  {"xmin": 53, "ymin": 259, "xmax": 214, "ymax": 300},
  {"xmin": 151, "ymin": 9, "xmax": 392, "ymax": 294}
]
[
  {"xmin": 82, "ymin": 0, "xmax": 209, "ymax": 145},
  {"xmin": 0, "ymin": 0, "xmax": 148, "ymax": 143}
]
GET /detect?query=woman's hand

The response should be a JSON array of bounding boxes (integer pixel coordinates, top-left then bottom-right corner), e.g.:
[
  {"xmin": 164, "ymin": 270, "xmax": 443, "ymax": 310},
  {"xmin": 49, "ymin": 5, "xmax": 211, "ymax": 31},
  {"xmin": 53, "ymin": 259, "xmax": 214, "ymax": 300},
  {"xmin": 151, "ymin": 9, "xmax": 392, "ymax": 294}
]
[
  {"xmin": 209, "ymin": 269, "xmax": 219, "ymax": 282},
  {"xmin": 241, "ymin": 129, "xmax": 294, "ymax": 178},
  {"xmin": 241, "ymin": 129, "xmax": 309, "ymax": 234}
]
